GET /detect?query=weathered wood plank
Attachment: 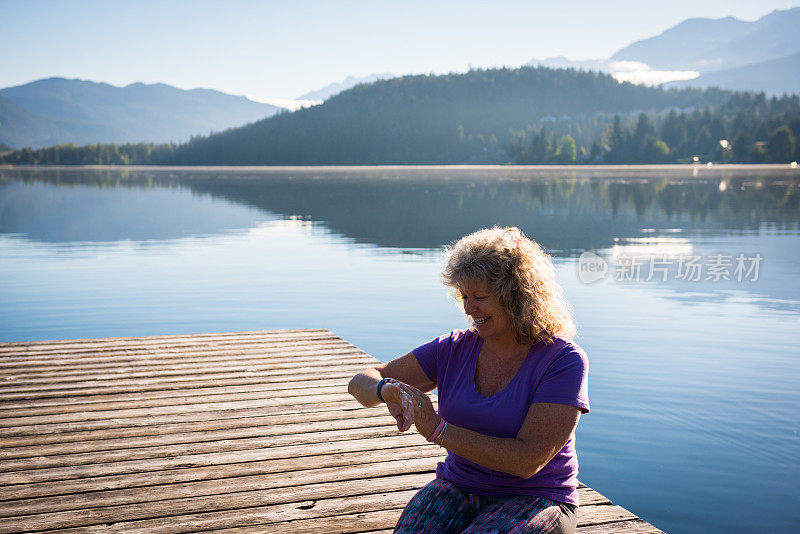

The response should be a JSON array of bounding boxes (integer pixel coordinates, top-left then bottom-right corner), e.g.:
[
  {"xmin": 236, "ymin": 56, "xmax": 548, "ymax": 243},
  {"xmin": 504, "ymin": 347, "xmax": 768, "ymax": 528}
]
[
  {"xmin": 19, "ymin": 489, "xmax": 422, "ymax": 534},
  {"xmin": 0, "ymin": 385, "xmax": 348, "ymax": 417},
  {"xmin": 0, "ymin": 405, "xmax": 391, "ymax": 446},
  {"xmin": 578, "ymin": 505, "xmax": 639, "ymax": 526},
  {"xmin": 200, "ymin": 509, "xmax": 407, "ymax": 534},
  {"xmin": 0, "ymin": 434, "xmax": 434, "ymax": 485},
  {"xmin": 0, "ymin": 394, "xmax": 359, "ymax": 428},
  {"xmin": 0, "ymin": 336, "xmax": 352, "ymax": 365},
  {"xmin": 0, "ymin": 344, "xmax": 369, "ymax": 370},
  {"xmin": 0, "ymin": 365, "xmax": 369, "ymax": 394},
  {"xmin": 0, "ymin": 359, "xmax": 369, "ymax": 387},
  {"xmin": 0, "ymin": 348, "xmax": 358, "ymax": 370},
  {"xmin": 0, "ymin": 345, "xmax": 374, "ymax": 377},
  {"xmin": 0, "ymin": 410, "xmax": 404, "ymax": 453},
  {"xmin": 0, "ymin": 333, "xmax": 343, "ymax": 361},
  {"xmin": 578, "ymin": 519, "xmax": 666, "ymax": 533},
  {"xmin": 3, "ymin": 446, "xmax": 445, "ymax": 501},
  {"xmin": 0, "ymin": 401, "xmax": 368, "ymax": 437},
  {"xmin": 0, "ymin": 473, "xmax": 435, "ymax": 532},
  {"xmin": 0, "ymin": 329, "xmax": 331, "ymax": 353},
  {"xmin": 0, "ymin": 457, "xmax": 440, "ymax": 517},
  {"xmin": 0, "ymin": 370, "xmax": 357, "ymax": 400},
  {"xmin": 0, "ymin": 417, "xmax": 396, "ymax": 460},
  {"xmin": 0, "ymin": 424, "xmax": 421, "ymax": 471},
  {"xmin": 0, "ymin": 378, "xmax": 352, "ymax": 412}
]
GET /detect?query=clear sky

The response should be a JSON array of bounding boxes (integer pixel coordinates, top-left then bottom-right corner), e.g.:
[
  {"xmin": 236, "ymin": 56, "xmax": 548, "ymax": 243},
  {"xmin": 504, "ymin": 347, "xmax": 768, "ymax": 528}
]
[{"xmin": 2, "ymin": 0, "xmax": 798, "ymax": 100}]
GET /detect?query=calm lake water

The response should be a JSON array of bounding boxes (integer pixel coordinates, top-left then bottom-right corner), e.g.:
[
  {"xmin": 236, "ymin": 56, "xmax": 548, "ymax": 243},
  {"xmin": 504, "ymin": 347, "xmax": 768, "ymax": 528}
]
[{"xmin": 1, "ymin": 166, "xmax": 798, "ymax": 533}]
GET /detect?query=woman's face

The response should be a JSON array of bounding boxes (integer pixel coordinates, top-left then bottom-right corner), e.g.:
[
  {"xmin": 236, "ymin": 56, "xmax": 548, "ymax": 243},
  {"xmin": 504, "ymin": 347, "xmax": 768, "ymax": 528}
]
[{"xmin": 457, "ymin": 279, "xmax": 513, "ymax": 343}]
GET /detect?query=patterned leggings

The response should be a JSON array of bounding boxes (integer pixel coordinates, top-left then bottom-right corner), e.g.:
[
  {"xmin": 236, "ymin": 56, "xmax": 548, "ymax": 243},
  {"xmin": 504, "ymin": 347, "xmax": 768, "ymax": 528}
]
[{"xmin": 394, "ymin": 478, "xmax": 577, "ymax": 534}]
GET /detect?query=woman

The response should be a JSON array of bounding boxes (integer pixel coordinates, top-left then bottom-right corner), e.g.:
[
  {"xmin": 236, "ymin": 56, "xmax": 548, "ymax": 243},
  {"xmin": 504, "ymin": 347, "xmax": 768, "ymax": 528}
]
[{"xmin": 348, "ymin": 227, "xmax": 589, "ymax": 533}]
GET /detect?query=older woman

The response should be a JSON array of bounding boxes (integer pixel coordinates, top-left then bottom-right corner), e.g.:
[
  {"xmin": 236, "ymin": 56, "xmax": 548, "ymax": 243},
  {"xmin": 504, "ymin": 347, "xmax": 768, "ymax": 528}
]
[{"xmin": 348, "ymin": 227, "xmax": 589, "ymax": 534}]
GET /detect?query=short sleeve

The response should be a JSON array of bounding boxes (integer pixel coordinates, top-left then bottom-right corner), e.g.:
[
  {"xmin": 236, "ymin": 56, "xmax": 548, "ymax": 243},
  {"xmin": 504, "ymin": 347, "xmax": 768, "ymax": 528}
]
[
  {"xmin": 532, "ymin": 343, "xmax": 590, "ymax": 414},
  {"xmin": 410, "ymin": 330, "xmax": 466, "ymax": 387},
  {"xmin": 411, "ymin": 336, "xmax": 441, "ymax": 384}
]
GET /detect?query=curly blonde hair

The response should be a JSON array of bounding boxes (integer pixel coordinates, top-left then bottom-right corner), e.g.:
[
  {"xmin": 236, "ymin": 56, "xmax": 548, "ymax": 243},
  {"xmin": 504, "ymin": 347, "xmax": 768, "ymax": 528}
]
[{"xmin": 442, "ymin": 226, "xmax": 576, "ymax": 344}]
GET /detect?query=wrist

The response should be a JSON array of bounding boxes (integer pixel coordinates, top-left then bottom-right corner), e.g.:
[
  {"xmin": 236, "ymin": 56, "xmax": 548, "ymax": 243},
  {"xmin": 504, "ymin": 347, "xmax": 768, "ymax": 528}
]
[
  {"xmin": 434, "ymin": 421, "xmax": 449, "ymax": 447},
  {"xmin": 427, "ymin": 416, "xmax": 445, "ymax": 442},
  {"xmin": 376, "ymin": 377, "xmax": 392, "ymax": 403}
]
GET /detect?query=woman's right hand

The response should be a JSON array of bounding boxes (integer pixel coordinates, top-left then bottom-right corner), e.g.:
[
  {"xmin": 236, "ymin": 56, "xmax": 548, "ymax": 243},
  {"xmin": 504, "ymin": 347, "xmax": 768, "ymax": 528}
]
[{"xmin": 380, "ymin": 379, "xmax": 415, "ymax": 432}]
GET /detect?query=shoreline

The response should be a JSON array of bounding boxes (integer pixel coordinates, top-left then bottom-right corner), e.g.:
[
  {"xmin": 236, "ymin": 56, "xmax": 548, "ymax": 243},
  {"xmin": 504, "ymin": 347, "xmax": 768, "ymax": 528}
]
[{"xmin": 2, "ymin": 163, "xmax": 799, "ymax": 175}]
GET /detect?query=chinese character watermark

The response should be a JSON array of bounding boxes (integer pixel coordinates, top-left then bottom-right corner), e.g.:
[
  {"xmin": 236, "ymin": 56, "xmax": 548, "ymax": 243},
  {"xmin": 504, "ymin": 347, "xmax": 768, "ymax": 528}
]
[
  {"xmin": 733, "ymin": 253, "xmax": 763, "ymax": 282},
  {"xmin": 577, "ymin": 252, "xmax": 763, "ymax": 284},
  {"xmin": 675, "ymin": 254, "xmax": 702, "ymax": 282}
]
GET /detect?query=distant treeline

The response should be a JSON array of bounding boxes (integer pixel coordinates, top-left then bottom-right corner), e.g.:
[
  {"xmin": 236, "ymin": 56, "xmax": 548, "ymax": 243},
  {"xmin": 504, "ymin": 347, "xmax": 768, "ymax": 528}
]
[
  {"xmin": 0, "ymin": 66, "xmax": 798, "ymax": 166},
  {"xmin": 509, "ymin": 92, "xmax": 800, "ymax": 164},
  {"xmin": 0, "ymin": 142, "xmax": 177, "ymax": 165}
]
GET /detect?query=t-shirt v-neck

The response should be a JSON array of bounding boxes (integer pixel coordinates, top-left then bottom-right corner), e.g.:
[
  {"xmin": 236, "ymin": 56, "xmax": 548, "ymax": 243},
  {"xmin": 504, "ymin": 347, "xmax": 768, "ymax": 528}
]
[{"xmin": 471, "ymin": 336, "xmax": 536, "ymax": 399}]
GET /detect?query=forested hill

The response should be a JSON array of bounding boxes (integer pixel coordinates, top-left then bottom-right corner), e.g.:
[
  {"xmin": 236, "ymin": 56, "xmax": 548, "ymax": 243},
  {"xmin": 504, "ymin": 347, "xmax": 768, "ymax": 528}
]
[{"xmin": 163, "ymin": 67, "xmax": 729, "ymax": 165}]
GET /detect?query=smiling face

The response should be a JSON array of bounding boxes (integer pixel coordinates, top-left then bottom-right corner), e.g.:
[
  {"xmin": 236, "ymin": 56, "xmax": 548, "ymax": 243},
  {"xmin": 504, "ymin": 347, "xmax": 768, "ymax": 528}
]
[{"xmin": 457, "ymin": 279, "xmax": 514, "ymax": 344}]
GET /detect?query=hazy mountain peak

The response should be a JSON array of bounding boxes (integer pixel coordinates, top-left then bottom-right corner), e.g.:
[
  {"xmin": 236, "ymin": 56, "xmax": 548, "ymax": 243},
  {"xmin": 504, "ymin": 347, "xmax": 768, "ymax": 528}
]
[
  {"xmin": 530, "ymin": 7, "xmax": 800, "ymax": 95},
  {"xmin": 527, "ymin": 57, "xmax": 606, "ymax": 71},
  {"xmin": 612, "ymin": 6, "xmax": 800, "ymax": 73},
  {"xmin": 756, "ymin": 6, "xmax": 800, "ymax": 24},
  {"xmin": 298, "ymin": 72, "xmax": 395, "ymax": 101}
]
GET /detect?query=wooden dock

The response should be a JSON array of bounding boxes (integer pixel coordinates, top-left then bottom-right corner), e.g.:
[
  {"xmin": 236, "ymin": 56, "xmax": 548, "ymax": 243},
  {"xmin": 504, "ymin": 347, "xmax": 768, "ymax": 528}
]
[{"xmin": 0, "ymin": 329, "xmax": 663, "ymax": 533}]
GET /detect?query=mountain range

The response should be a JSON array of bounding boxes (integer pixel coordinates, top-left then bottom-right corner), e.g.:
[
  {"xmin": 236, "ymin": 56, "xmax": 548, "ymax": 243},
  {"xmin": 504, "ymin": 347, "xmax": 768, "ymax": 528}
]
[
  {"xmin": 0, "ymin": 78, "xmax": 279, "ymax": 149},
  {"xmin": 612, "ymin": 8, "xmax": 799, "ymax": 73},
  {"xmin": 529, "ymin": 7, "xmax": 800, "ymax": 94}
]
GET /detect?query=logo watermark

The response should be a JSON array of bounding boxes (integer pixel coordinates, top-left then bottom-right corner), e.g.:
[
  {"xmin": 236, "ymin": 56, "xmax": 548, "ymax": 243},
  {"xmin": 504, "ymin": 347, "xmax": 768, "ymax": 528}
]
[
  {"xmin": 577, "ymin": 251, "xmax": 609, "ymax": 284},
  {"xmin": 577, "ymin": 252, "xmax": 762, "ymax": 284}
]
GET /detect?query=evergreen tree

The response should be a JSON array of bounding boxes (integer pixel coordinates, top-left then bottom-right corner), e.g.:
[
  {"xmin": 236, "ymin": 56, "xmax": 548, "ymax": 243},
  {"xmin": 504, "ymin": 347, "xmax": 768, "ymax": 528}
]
[
  {"xmin": 634, "ymin": 113, "xmax": 656, "ymax": 140},
  {"xmin": 607, "ymin": 115, "xmax": 627, "ymax": 163},
  {"xmin": 732, "ymin": 131, "xmax": 755, "ymax": 163},
  {"xmin": 529, "ymin": 127, "xmax": 549, "ymax": 163},
  {"xmin": 768, "ymin": 126, "xmax": 796, "ymax": 162}
]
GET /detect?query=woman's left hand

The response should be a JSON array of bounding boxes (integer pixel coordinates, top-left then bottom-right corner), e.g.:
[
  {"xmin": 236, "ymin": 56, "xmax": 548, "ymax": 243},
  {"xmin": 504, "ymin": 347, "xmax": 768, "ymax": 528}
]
[{"xmin": 396, "ymin": 382, "xmax": 440, "ymax": 440}]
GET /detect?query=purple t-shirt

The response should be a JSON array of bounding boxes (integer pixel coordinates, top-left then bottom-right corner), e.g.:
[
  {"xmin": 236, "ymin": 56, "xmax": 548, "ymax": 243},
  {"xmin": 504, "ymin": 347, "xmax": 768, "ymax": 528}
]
[{"xmin": 412, "ymin": 329, "xmax": 590, "ymax": 505}]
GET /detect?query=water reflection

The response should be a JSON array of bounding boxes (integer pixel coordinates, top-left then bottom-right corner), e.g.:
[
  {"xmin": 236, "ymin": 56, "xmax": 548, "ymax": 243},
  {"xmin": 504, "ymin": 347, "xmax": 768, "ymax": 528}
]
[
  {"xmin": 0, "ymin": 172, "xmax": 274, "ymax": 243},
  {"xmin": 2, "ymin": 168, "xmax": 798, "ymax": 251}
]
